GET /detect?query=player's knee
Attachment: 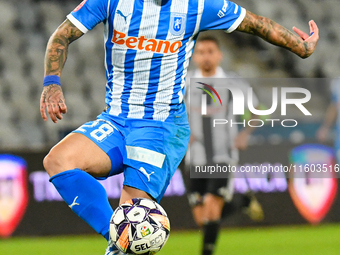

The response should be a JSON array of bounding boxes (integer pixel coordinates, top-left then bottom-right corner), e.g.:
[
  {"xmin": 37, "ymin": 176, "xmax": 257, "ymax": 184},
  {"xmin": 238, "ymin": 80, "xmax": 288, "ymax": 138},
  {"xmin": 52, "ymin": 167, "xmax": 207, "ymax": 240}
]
[
  {"xmin": 204, "ymin": 210, "xmax": 221, "ymax": 222},
  {"xmin": 205, "ymin": 211, "xmax": 221, "ymax": 222},
  {"xmin": 204, "ymin": 195, "xmax": 224, "ymax": 221},
  {"xmin": 205, "ymin": 194, "xmax": 224, "ymax": 207},
  {"xmin": 43, "ymin": 151, "xmax": 61, "ymax": 177},
  {"xmin": 43, "ymin": 147, "xmax": 74, "ymax": 177}
]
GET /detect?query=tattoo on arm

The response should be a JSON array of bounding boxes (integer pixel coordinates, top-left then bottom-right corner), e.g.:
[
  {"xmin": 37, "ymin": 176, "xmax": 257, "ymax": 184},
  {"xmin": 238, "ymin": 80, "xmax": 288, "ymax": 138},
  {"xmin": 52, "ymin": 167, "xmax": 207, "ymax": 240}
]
[
  {"xmin": 237, "ymin": 11, "xmax": 309, "ymax": 58},
  {"xmin": 45, "ymin": 19, "xmax": 83, "ymax": 76}
]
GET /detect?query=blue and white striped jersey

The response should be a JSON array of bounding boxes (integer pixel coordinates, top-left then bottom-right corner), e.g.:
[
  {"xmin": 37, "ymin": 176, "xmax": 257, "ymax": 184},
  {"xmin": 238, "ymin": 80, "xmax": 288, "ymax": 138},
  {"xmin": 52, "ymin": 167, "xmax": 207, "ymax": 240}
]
[{"xmin": 67, "ymin": 0, "xmax": 246, "ymax": 122}]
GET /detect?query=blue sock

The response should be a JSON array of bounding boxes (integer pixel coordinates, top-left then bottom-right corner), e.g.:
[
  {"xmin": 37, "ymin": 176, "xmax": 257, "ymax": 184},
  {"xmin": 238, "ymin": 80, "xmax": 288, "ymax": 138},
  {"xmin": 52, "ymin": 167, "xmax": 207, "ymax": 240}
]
[{"xmin": 50, "ymin": 169, "xmax": 113, "ymax": 240}]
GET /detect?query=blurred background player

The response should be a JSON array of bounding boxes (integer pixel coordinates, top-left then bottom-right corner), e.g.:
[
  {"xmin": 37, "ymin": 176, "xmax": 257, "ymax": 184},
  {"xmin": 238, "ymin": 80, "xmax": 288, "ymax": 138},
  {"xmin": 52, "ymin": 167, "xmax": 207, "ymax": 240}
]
[
  {"xmin": 317, "ymin": 79, "xmax": 340, "ymax": 163},
  {"xmin": 186, "ymin": 35, "xmax": 264, "ymax": 255}
]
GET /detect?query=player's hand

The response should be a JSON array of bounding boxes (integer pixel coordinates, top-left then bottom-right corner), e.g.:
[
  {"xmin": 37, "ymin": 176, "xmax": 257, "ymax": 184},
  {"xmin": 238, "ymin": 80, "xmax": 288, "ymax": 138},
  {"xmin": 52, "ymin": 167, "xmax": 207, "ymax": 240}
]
[
  {"xmin": 40, "ymin": 84, "xmax": 67, "ymax": 123},
  {"xmin": 293, "ymin": 20, "xmax": 319, "ymax": 58}
]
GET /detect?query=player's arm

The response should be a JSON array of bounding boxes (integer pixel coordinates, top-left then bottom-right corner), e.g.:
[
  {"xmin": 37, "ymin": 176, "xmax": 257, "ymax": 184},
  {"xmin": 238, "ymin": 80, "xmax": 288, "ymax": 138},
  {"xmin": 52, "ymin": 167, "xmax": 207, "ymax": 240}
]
[
  {"xmin": 40, "ymin": 19, "xmax": 84, "ymax": 123},
  {"xmin": 236, "ymin": 10, "xmax": 319, "ymax": 59}
]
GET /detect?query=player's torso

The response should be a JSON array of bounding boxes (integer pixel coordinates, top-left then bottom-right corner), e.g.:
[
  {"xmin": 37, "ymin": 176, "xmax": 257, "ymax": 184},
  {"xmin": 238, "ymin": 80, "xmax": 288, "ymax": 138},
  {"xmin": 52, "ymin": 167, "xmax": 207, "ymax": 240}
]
[{"xmin": 104, "ymin": 0, "xmax": 203, "ymax": 121}]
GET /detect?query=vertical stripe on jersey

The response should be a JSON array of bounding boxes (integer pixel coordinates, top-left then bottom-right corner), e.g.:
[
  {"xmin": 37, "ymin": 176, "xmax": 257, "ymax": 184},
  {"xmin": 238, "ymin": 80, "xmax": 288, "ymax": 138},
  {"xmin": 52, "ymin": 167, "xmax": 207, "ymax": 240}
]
[
  {"xmin": 177, "ymin": 0, "xmax": 204, "ymax": 105},
  {"xmin": 109, "ymin": 0, "xmax": 135, "ymax": 116},
  {"xmin": 119, "ymin": 0, "xmax": 145, "ymax": 118},
  {"xmin": 143, "ymin": 0, "xmax": 172, "ymax": 120},
  {"xmin": 152, "ymin": 0, "xmax": 190, "ymax": 121},
  {"xmin": 104, "ymin": 0, "xmax": 114, "ymax": 102},
  {"xmin": 203, "ymin": 95, "xmax": 214, "ymax": 165},
  {"xmin": 169, "ymin": 0, "xmax": 203, "ymax": 116},
  {"xmin": 103, "ymin": 0, "xmax": 110, "ymax": 80},
  {"xmin": 127, "ymin": 0, "xmax": 163, "ymax": 119}
]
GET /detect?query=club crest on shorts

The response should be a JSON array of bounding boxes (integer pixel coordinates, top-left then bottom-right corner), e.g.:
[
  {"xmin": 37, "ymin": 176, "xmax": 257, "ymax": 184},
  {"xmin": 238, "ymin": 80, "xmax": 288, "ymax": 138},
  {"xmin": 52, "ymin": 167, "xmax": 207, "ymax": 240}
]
[{"xmin": 170, "ymin": 13, "xmax": 186, "ymax": 36}]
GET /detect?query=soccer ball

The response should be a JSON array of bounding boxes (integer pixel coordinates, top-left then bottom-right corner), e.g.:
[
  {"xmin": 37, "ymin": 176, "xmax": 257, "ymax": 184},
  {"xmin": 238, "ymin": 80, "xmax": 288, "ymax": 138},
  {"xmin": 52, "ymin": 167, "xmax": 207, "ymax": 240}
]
[{"xmin": 110, "ymin": 198, "xmax": 170, "ymax": 255}]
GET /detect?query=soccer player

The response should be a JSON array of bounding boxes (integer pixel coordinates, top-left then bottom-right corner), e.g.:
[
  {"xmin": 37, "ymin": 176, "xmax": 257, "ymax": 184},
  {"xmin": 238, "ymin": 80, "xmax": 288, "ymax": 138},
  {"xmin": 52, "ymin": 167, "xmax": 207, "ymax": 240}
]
[
  {"xmin": 187, "ymin": 35, "xmax": 263, "ymax": 255},
  {"xmin": 317, "ymin": 80, "xmax": 340, "ymax": 163},
  {"xmin": 40, "ymin": 0, "xmax": 319, "ymax": 254}
]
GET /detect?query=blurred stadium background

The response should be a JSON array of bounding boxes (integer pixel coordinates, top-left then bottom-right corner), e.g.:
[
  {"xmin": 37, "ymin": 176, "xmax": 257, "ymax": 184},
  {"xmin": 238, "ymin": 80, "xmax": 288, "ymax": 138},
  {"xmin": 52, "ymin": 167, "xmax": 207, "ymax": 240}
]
[{"xmin": 1, "ymin": 0, "xmax": 340, "ymax": 254}]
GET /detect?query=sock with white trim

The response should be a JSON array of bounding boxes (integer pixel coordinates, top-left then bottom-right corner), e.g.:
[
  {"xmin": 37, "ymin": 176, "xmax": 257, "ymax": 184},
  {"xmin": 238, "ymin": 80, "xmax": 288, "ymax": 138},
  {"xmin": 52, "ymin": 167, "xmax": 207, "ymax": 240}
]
[{"xmin": 50, "ymin": 169, "xmax": 113, "ymax": 240}]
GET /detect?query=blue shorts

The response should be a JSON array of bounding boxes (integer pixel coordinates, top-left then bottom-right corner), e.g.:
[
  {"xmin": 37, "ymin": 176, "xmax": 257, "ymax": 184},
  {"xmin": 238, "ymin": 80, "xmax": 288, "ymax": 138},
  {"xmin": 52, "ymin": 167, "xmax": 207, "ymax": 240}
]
[{"xmin": 72, "ymin": 111, "xmax": 190, "ymax": 202}]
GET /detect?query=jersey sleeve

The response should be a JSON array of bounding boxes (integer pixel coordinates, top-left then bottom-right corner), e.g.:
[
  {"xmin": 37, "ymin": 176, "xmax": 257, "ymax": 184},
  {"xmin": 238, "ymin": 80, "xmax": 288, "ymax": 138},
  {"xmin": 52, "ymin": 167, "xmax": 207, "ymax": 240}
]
[
  {"xmin": 66, "ymin": 0, "xmax": 109, "ymax": 33},
  {"xmin": 199, "ymin": 0, "xmax": 246, "ymax": 33}
]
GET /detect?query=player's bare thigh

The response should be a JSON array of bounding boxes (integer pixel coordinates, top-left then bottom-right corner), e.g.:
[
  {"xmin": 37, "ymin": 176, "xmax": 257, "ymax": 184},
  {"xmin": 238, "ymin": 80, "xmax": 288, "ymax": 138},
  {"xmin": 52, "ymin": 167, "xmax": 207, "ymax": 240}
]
[{"xmin": 43, "ymin": 132, "xmax": 111, "ymax": 178}]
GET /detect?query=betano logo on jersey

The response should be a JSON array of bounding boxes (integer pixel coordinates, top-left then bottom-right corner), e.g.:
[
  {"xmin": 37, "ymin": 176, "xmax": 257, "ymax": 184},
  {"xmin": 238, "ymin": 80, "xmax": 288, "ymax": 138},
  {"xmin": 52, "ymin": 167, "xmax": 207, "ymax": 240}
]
[{"xmin": 112, "ymin": 30, "xmax": 182, "ymax": 54}]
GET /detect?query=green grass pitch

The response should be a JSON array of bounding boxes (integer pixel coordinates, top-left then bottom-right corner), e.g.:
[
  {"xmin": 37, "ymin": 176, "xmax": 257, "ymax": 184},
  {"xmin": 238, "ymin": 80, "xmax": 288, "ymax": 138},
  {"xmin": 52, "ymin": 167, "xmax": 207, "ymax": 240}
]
[{"xmin": 1, "ymin": 224, "xmax": 340, "ymax": 255}]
